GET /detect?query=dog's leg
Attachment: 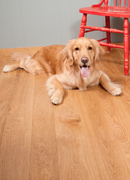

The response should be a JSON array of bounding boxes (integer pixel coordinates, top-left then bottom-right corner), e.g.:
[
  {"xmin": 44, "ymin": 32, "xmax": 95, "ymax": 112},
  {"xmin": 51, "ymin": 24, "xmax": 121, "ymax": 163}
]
[
  {"xmin": 3, "ymin": 52, "xmax": 32, "ymax": 73},
  {"xmin": 3, "ymin": 55, "xmax": 44, "ymax": 75},
  {"xmin": 3, "ymin": 54, "xmax": 31, "ymax": 73},
  {"xmin": 46, "ymin": 75, "xmax": 65, "ymax": 105},
  {"xmin": 3, "ymin": 62, "xmax": 21, "ymax": 72},
  {"xmin": 99, "ymin": 72, "xmax": 121, "ymax": 96}
]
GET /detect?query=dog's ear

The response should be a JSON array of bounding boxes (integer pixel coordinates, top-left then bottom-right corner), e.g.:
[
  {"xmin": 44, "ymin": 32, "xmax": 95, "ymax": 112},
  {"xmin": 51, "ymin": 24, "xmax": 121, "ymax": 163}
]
[
  {"xmin": 91, "ymin": 39, "xmax": 105, "ymax": 61},
  {"xmin": 63, "ymin": 39, "xmax": 76, "ymax": 65}
]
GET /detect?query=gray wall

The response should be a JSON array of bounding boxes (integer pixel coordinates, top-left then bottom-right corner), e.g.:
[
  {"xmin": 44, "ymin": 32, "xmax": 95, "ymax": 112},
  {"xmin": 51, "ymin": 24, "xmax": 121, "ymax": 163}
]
[{"xmin": 0, "ymin": 0, "xmax": 127, "ymax": 48}]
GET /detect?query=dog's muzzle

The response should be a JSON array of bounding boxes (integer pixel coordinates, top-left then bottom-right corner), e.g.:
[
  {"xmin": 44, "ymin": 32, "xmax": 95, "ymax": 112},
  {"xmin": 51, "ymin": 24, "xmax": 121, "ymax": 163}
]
[{"xmin": 80, "ymin": 57, "xmax": 90, "ymax": 77}]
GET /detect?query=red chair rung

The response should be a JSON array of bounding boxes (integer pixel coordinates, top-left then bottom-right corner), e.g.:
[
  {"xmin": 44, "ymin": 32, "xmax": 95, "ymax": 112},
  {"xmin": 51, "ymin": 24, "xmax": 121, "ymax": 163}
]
[
  {"xmin": 98, "ymin": 38, "xmax": 107, "ymax": 42},
  {"xmin": 99, "ymin": 42, "xmax": 124, "ymax": 49},
  {"xmin": 84, "ymin": 26, "xmax": 124, "ymax": 34},
  {"xmin": 85, "ymin": 29, "xmax": 96, "ymax": 33}
]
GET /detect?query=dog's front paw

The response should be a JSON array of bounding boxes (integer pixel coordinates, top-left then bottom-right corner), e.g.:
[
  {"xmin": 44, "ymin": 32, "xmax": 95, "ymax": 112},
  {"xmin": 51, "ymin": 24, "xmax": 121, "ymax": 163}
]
[
  {"xmin": 3, "ymin": 65, "xmax": 11, "ymax": 72},
  {"xmin": 110, "ymin": 87, "xmax": 121, "ymax": 96},
  {"xmin": 50, "ymin": 89, "xmax": 64, "ymax": 105},
  {"xmin": 51, "ymin": 95, "xmax": 63, "ymax": 105}
]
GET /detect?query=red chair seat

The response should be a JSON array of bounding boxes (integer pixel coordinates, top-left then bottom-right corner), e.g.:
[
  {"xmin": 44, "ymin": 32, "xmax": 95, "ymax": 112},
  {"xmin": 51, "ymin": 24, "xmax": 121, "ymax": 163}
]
[{"xmin": 80, "ymin": 6, "xmax": 130, "ymax": 18}]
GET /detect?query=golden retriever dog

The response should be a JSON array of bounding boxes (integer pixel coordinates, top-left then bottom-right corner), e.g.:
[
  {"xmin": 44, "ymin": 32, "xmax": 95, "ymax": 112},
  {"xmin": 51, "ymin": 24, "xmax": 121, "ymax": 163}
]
[{"xmin": 3, "ymin": 37, "xmax": 121, "ymax": 104}]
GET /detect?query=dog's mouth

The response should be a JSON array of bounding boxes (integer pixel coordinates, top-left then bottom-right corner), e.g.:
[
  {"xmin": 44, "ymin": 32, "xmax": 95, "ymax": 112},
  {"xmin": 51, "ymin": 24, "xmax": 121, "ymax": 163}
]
[{"xmin": 79, "ymin": 65, "xmax": 90, "ymax": 77}]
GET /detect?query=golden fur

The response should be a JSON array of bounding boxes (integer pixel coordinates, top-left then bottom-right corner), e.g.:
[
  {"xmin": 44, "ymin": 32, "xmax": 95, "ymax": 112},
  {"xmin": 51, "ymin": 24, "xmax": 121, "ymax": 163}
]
[{"xmin": 3, "ymin": 37, "xmax": 121, "ymax": 104}]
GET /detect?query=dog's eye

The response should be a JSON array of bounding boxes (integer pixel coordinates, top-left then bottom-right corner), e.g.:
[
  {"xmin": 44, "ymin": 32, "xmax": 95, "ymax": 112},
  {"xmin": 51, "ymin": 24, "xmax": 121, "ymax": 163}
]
[
  {"xmin": 88, "ymin": 46, "xmax": 92, "ymax": 50},
  {"xmin": 75, "ymin": 47, "xmax": 79, "ymax": 51}
]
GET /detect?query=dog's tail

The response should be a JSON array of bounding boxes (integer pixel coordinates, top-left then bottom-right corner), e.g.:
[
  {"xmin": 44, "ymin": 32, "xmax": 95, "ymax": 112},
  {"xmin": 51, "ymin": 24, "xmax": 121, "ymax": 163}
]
[{"xmin": 3, "ymin": 52, "xmax": 32, "ymax": 73}]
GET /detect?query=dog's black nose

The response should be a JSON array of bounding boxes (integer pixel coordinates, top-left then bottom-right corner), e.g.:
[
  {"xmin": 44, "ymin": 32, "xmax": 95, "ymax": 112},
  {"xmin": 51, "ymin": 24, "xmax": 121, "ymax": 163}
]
[{"xmin": 81, "ymin": 57, "xmax": 89, "ymax": 63}]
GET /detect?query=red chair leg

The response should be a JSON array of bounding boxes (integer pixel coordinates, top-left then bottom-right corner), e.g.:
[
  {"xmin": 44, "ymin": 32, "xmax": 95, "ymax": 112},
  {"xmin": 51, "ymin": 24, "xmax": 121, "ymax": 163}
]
[
  {"xmin": 79, "ymin": 14, "xmax": 87, "ymax": 38},
  {"xmin": 105, "ymin": 16, "xmax": 111, "ymax": 52},
  {"xmin": 124, "ymin": 18, "xmax": 129, "ymax": 76}
]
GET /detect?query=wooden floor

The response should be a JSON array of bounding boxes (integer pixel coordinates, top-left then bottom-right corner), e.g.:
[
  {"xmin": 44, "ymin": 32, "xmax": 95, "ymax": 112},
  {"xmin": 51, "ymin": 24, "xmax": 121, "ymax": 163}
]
[{"xmin": 0, "ymin": 46, "xmax": 130, "ymax": 180}]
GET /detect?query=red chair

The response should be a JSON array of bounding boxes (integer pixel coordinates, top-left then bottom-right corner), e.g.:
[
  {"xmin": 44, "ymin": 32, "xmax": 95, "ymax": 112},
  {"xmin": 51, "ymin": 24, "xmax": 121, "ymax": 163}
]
[{"xmin": 79, "ymin": 0, "xmax": 130, "ymax": 76}]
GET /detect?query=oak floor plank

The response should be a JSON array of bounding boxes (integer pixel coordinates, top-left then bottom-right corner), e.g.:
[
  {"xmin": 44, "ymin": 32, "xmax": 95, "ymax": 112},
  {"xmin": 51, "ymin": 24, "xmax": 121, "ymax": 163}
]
[
  {"xmin": 0, "ymin": 71, "xmax": 35, "ymax": 180},
  {"xmin": 0, "ymin": 72, "xmax": 19, "ymax": 143},
  {"xmin": 0, "ymin": 100, "xmax": 9, "ymax": 143},
  {"xmin": 54, "ymin": 92, "xmax": 89, "ymax": 180},
  {"xmin": 29, "ymin": 75, "xmax": 59, "ymax": 180}
]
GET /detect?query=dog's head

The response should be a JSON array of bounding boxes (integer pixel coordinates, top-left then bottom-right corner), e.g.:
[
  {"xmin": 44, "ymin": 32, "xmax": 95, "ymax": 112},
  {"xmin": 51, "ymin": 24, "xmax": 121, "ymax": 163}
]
[{"xmin": 63, "ymin": 37, "xmax": 104, "ymax": 77}]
